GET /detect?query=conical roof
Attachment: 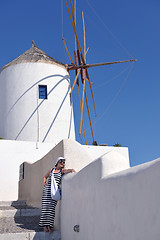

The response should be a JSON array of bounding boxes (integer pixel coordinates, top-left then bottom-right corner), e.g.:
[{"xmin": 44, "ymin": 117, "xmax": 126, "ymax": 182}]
[{"xmin": 1, "ymin": 41, "xmax": 66, "ymax": 71}]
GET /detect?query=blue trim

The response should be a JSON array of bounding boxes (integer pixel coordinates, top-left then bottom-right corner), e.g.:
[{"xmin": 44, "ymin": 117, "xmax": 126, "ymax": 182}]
[{"xmin": 39, "ymin": 85, "xmax": 47, "ymax": 99}]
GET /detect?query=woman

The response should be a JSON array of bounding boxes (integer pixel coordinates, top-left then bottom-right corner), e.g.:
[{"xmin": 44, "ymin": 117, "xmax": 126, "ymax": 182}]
[{"xmin": 39, "ymin": 157, "xmax": 76, "ymax": 233}]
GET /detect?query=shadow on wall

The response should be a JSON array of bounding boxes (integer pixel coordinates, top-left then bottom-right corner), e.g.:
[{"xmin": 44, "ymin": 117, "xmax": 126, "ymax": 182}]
[
  {"xmin": 11, "ymin": 74, "xmax": 70, "ymax": 142},
  {"xmin": 8, "ymin": 74, "xmax": 69, "ymax": 114},
  {"xmin": 67, "ymin": 102, "xmax": 74, "ymax": 139},
  {"xmin": 42, "ymin": 84, "xmax": 70, "ymax": 142}
]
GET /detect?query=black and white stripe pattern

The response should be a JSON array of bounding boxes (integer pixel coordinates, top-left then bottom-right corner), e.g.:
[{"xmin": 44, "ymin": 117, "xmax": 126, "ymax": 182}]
[{"xmin": 39, "ymin": 168, "xmax": 62, "ymax": 229}]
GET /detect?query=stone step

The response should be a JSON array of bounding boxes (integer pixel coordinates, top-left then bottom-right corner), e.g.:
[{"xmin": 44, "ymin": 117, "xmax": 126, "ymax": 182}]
[
  {"xmin": 0, "ymin": 201, "xmax": 27, "ymax": 208},
  {"xmin": 0, "ymin": 215, "xmax": 41, "ymax": 234},
  {"xmin": 0, "ymin": 201, "xmax": 42, "ymax": 235},
  {"xmin": 0, "ymin": 208, "xmax": 41, "ymax": 217},
  {"xmin": 0, "ymin": 200, "xmax": 41, "ymax": 218},
  {"xmin": 0, "ymin": 230, "xmax": 61, "ymax": 240},
  {"xmin": 0, "ymin": 201, "xmax": 61, "ymax": 239}
]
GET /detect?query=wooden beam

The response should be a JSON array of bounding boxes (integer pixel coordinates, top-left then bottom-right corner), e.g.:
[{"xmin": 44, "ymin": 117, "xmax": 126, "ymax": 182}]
[
  {"xmin": 64, "ymin": 0, "xmax": 83, "ymax": 56},
  {"xmin": 70, "ymin": 70, "xmax": 80, "ymax": 94},
  {"xmin": 67, "ymin": 59, "xmax": 137, "ymax": 70},
  {"xmin": 62, "ymin": 37, "xmax": 75, "ymax": 65},
  {"xmin": 77, "ymin": 86, "xmax": 87, "ymax": 145},
  {"xmin": 82, "ymin": 11, "xmax": 86, "ymax": 61},
  {"xmin": 79, "ymin": 79, "xmax": 86, "ymax": 135},
  {"xmin": 84, "ymin": 89, "xmax": 95, "ymax": 142}
]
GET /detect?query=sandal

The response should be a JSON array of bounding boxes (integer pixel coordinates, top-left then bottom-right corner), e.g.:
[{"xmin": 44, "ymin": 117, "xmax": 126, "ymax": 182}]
[
  {"xmin": 48, "ymin": 226, "xmax": 54, "ymax": 233},
  {"xmin": 44, "ymin": 226, "xmax": 49, "ymax": 232}
]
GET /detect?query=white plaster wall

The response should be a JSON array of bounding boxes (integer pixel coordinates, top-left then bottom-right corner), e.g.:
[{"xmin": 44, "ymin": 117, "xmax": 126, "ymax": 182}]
[
  {"xmin": 17, "ymin": 139, "xmax": 130, "ymax": 230},
  {"xmin": 63, "ymin": 139, "xmax": 130, "ymax": 173},
  {"xmin": 0, "ymin": 73, "xmax": 5, "ymax": 138},
  {"xmin": 18, "ymin": 139, "xmax": 129, "ymax": 207},
  {"xmin": 0, "ymin": 62, "xmax": 75, "ymax": 144},
  {"xmin": 0, "ymin": 137, "xmax": 130, "ymax": 229},
  {"xmin": 0, "ymin": 140, "xmax": 55, "ymax": 201},
  {"xmin": 61, "ymin": 156, "xmax": 160, "ymax": 240},
  {"xmin": 18, "ymin": 139, "xmax": 96, "ymax": 207},
  {"xmin": 83, "ymin": 145, "xmax": 129, "ymax": 162}
]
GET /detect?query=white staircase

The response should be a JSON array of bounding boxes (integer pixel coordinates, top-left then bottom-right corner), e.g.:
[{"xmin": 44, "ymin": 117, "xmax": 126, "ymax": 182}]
[{"xmin": 0, "ymin": 201, "xmax": 60, "ymax": 240}]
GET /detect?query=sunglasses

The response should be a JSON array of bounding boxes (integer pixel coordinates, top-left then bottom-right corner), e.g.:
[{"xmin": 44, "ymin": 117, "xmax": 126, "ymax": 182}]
[{"xmin": 59, "ymin": 160, "xmax": 65, "ymax": 164}]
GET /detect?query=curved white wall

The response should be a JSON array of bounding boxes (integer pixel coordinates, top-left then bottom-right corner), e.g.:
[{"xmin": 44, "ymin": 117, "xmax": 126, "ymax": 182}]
[
  {"xmin": 0, "ymin": 62, "xmax": 75, "ymax": 144},
  {"xmin": 61, "ymin": 157, "xmax": 160, "ymax": 240}
]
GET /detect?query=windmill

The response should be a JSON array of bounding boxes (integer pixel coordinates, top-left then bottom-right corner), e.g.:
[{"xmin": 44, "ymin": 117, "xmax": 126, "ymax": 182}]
[{"xmin": 63, "ymin": 0, "xmax": 137, "ymax": 145}]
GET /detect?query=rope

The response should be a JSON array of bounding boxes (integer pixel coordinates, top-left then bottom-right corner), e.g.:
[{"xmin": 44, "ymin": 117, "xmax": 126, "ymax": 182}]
[
  {"xmin": 79, "ymin": 62, "xmax": 135, "ymax": 140},
  {"xmin": 94, "ymin": 62, "xmax": 135, "ymax": 124},
  {"xmin": 84, "ymin": 0, "xmax": 134, "ymax": 59},
  {"xmin": 93, "ymin": 63, "xmax": 132, "ymax": 90}
]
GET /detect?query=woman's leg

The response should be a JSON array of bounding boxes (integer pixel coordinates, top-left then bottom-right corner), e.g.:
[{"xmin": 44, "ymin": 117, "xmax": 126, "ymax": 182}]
[
  {"xmin": 44, "ymin": 226, "xmax": 49, "ymax": 232},
  {"xmin": 48, "ymin": 226, "xmax": 54, "ymax": 233}
]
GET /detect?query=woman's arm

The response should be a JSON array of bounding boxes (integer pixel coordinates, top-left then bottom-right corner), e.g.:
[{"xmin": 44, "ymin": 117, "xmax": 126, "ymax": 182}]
[
  {"xmin": 62, "ymin": 168, "xmax": 76, "ymax": 174},
  {"xmin": 43, "ymin": 168, "xmax": 52, "ymax": 185}
]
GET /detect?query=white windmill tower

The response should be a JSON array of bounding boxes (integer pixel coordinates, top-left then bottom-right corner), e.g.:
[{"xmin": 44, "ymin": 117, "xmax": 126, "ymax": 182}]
[{"xmin": 0, "ymin": 41, "xmax": 75, "ymax": 145}]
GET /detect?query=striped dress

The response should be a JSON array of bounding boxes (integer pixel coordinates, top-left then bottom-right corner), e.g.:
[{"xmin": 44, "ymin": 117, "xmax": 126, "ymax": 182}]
[{"xmin": 39, "ymin": 168, "xmax": 62, "ymax": 229}]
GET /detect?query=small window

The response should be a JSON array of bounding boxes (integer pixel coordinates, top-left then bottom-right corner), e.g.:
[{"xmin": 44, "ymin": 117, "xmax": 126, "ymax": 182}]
[{"xmin": 39, "ymin": 85, "xmax": 47, "ymax": 99}]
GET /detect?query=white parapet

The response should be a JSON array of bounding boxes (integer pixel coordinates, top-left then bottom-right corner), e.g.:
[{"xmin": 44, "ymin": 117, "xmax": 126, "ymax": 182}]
[{"xmin": 61, "ymin": 156, "xmax": 160, "ymax": 240}]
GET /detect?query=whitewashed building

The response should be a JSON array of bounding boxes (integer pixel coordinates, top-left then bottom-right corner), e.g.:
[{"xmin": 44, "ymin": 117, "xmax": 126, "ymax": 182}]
[
  {"xmin": 0, "ymin": 42, "xmax": 159, "ymax": 240},
  {"xmin": 0, "ymin": 41, "xmax": 75, "ymax": 144}
]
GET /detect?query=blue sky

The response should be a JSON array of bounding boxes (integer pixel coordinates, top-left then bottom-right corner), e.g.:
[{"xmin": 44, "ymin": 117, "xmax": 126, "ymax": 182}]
[{"xmin": 0, "ymin": 0, "xmax": 160, "ymax": 167}]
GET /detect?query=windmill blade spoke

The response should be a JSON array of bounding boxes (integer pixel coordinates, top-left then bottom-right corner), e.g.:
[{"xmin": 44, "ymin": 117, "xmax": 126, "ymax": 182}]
[
  {"xmin": 77, "ymin": 49, "xmax": 84, "ymax": 84},
  {"xmin": 74, "ymin": 47, "xmax": 87, "ymax": 144},
  {"xmin": 77, "ymin": 86, "xmax": 87, "ymax": 144},
  {"xmin": 85, "ymin": 47, "xmax": 89, "ymax": 56},
  {"xmin": 77, "ymin": 48, "xmax": 97, "ymax": 118},
  {"xmin": 84, "ymin": 89, "xmax": 95, "ymax": 142},
  {"xmin": 70, "ymin": 0, "xmax": 77, "ymax": 51},
  {"xmin": 74, "ymin": 51, "xmax": 80, "ymax": 86},
  {"xmin": 74, "ymin": 50, "xmax": 78, "ymax": 64},
  {"xmin": 70, "ymin": 0, "xmax": 77, "ymax": 46},
  {"xmin": 77, "ymin": 48, "xmax": 81, "ymax": 65},
  {"xmin": 80, "ymin": 53, "xmax": 97, "ymax": 117},
  {"xmin": 70, "ymin": 70, "xmax": 80, "ymax": 94},
  {"xmin": 86, "ymin": 68, "xmax": 97, "ymax": 116},
  {"xmin": 67, "ymin": 59, "xmax": 137, "ymax": 70},
  {"xmin": 62, "ymin": 37, "xmax": 75, "ymax": 65},
  {"xmin": 64, "ymin": 0, "xmax": 83, "ymax": 56},
  {"xmin": 85, "ymin": 77, "xmax": 93, "ymax": 84},
  {"xmin": 79, "ymin": 79, "xmax": 86, "ymax": 136},
  {"xmin": 84, "ymin": 59, "xmax": 137, "ymax": 68},
  {"xmin": 74, "ymin": 0, "xmax": 77, "ymax": 51},
  {"xmin": 82, "ymin": 11, "xmax": 86, "ymax": 61},
  {"xmin": 70, "ymin": 0, "xmax": 74, "ymax": 22}
]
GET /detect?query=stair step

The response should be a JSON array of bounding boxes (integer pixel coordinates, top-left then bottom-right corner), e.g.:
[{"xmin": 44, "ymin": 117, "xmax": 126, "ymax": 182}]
[
  {"xmin": 0, "ymin": 201, "xmax": 42, "ymax": 235},
  {"xmin": 0, "ymin": 208, "xmax": 41, "ymax": 217},
  {"xmin": 0, "ymin": 201, "xmax": 27, "ymax": 207},
  {"xmin": 0, "ymin": 201, "xmax": 61, "ymax": 239},
  {"xmin": 0, "ymin": 231, "xmax": 61, "ymax": 240},
  {"xmin": 0, "ymin": 216, "xmax": 41, "ymax": 234}
]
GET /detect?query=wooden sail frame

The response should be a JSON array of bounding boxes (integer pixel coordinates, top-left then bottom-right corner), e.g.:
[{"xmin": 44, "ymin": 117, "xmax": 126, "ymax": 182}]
[{"xmin": 63, "ymin": 0, "xmax": 137, "ymax": 145}]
